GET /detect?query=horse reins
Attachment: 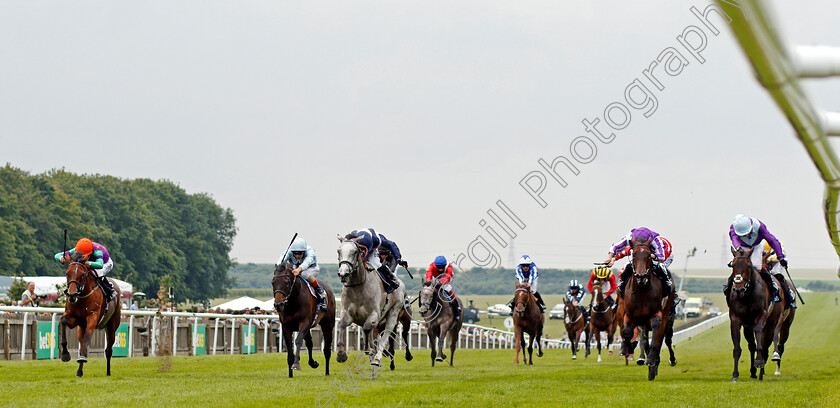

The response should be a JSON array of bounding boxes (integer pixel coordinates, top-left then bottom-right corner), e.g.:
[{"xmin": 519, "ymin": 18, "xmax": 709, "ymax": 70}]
[
  {"xmin": 340, "ymin": 246, "xmax": 368, "ymax": 288},
  {"xmin": 273, "ymin": 270, "xmax": 298, "ymax": 308},
  {"xmin": 65, "ymin": 262, "xmax": 95, "ymax": 299}
]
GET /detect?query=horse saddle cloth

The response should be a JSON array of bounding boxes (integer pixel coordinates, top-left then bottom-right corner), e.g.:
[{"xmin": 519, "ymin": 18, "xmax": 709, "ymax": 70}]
[
  {"xmin": 96, "ymin": 297, "xmax": 118, "ymax": 330},
  {"xmin": 301, "ymin": 279, "xmax": 318, "ymax": 298}
]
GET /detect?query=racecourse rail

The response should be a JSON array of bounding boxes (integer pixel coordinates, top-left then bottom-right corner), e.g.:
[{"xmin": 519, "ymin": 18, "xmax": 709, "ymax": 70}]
[{"xmin": 0, "ymin": 306, "xmax": 728, "ymax": 361}]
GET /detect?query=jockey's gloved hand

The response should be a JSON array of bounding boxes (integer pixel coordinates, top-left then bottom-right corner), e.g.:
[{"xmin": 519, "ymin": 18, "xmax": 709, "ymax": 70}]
[
  {"xmin": 780, "ymin": 259, "xmax": 788, "ymax": 269},
  {"xmin": 398, "ymin": 260, "xmax": 409, "ymax": 268}
]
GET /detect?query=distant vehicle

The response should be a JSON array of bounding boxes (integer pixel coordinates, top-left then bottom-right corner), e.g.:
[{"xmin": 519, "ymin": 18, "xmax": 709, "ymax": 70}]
[
  {"xmin": 702, "ymin": 298, "xmax": 713, "ymax": 306},
  {"xmin": 684, "ymin": 297, "xmax": 703, "ymax": 318},
  {"xmin": 487, "ymin": 303, "xmax": 512, "ymax": 316},
  {"xmin": 464, "ymin": 300, "xmax": 481, "ymax": 324},
  {"xmin": 708, "ymin": 307, "xmax": 721, "ymax": 315},
  {"xmin": 549, "ymin": 304, "xmax": 565, "ymax": 320}
]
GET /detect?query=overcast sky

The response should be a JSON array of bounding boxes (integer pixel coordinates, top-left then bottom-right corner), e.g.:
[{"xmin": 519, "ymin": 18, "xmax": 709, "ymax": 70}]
[{"xmin": 3, "ymin": 1, "xmax": 840, "ymax": 273}]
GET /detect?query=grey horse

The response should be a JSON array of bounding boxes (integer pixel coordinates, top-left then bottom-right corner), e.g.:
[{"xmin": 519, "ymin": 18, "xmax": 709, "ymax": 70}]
[
  {"xmin": 419, "ymin": 278, "xmax": 463, "ymax": 366},
  {"xmin": 335, "ymin": 236, "xmax": 407, "ymax": 372}
]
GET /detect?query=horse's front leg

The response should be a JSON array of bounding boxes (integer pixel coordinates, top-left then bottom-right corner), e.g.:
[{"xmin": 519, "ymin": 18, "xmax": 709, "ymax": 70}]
[
  {"xmin": 526, "ymin": 331, "xmax": 534, "ymax": 365},
  {"xmin": 335, "ymin": 310, "xmax": 351, "ymax": 363},
  {"xmin": 621, "ymin": 316, "xmax": 635, "ymax": 358},
  {"xmin": 647, "ymin": 313, "xmax": 663, "ymax": 368},
  {"xmin": 594, "ymin": 327, "xmax": 602, "ymax": 362},
  {"xmin": 283, "ymin": 326, "xmax": 295, "ymax": 378},
  {"xmin": 76, "ymin": 316, "xmax": 97, "ymax": 377},
  {"xmin": 59, "ymin": 314, "xmax": 77, "ymax": 363},
  {"xmin": 304, "ymin": 331, "xmax": 319, "ymax": 369},
  {"xmin": 744, "ymin": 324, "xmax": 757, "ymax": 379},
  {"xmin": 514, "ymin": 327, "xmax": 522, "ymax": 365},
  {"xmin": 753, "ymin": 312, "xmax": 768, "ymax": 369},
  {"xmin": 370, "ymin": 311, "xmax": 394, "ymax": 368},
  {"xmin": 730, "ymin": 319, "xmax": 743, "ymax": 382},
  {"xmin": 293, "ymin": 321, "xmax": 313, "ymax": 371},
  {"xmin": 437, "ymin": 322, "xmax": 451, "ymax": 362}
]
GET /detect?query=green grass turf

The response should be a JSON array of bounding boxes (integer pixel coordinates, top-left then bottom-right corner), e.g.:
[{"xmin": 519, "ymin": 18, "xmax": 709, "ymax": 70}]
[{"xmin": 4, "ymin": 293, "xmax": 836, "ymax": 407}]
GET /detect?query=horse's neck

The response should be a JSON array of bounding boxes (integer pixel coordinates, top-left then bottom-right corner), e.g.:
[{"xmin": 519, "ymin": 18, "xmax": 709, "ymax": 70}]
[{"xmin": 347, "ymin": 263, "xmax": 368, "ymax": 286}]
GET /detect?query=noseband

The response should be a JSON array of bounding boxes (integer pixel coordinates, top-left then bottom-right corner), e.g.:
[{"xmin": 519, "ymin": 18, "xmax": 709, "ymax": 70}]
[
  {"xmin": 731, "ymin": 255, "xmax": 754, "ymax": 291},
  {"xmin": 339, "ymin": 245, "xmax": 367, "ymax": 288},
  {"xmin": 273, "ymin": 271, "xmax": 297, "ymax": 307},
  {"xmin": 65, "ymin": 262, "xmax": 92, "ymax": 299}
]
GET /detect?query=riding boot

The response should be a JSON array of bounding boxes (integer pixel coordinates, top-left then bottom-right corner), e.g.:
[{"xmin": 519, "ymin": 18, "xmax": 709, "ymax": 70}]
[
  {"xmin": 654, "ymin": 265, "xmax": 673, "ymax": 297},
  {"xmin": 377, "ymin": 265, "xmax": 397, "ymax": 294},
  {"xmin": 617, "ymin": 264, "xmax": 632, "ymax": 299},
  {"xmin": 315, "ymin": 285, "xmax": 328, "ymax": 311},
  {"xmin": 582, "ymin": 306, "xmax": 590, "ymax": 325},
  {"xmin": 761, "ymin": 270, "xmax": 782, "ymax": 303},
  {"xmin": 775, "ymin": 274, "xmax": 796, "ymax": 309},
  {"xmin": 534, "ymin": 292, "xmax": 546, "ymax": 313},
  {"xmin": 506, "ymin": 298, "xmax": 515, "ymax": 309},
  {"xmin": 723, "ymin": 275, "xmax": 733, "ymax": 298},
  {"xmin": 451, "ymin": 300, "xmax": 461, "ymax": 320},
  {"xmin": 98, "ymin": 276, "xmax": 115, "ymax": 301}
]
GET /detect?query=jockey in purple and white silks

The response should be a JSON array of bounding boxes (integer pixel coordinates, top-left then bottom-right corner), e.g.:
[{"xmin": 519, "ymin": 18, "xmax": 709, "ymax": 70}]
[
  {"xmin": 604, "ymin": 227, "xmax": 675, "ymax": 300},
  {"xmin": 727, "ymin": 214, "xmax": 795, "ymax": 308},
  {"xmin": 566, "ymin": 279, "xmax": 589, "ymax": 324},
  {"xmin": 346, "ymin": 228, "xmax": 407, "ymax": 294}
]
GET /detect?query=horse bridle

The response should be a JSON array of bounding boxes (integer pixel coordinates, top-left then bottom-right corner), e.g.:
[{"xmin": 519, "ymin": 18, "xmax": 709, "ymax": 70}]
[
  {"xmin": 273, "ymin": 269, "xmax": 298, "ymax": 307},
  {"xmin": 565, "ymin": 300, "xmax": 583, "ymax": 323},
  {"xmin": 514, "ymin": 287, "xmax": 532, "ymax": 311},
  {"xmin": 339, "ymin": 244, "xmax": 367, "ymax": 288},
  {"xmin": 731, "ymin": 254, "xmax": 754, "ymax": 290},
  {"xmin": 65, "ymin": 262, "xmax": 93, "ymax": 299},
  {"xmin": 590, "ymin": 284, "xmax": 611, "ymax": 314}
]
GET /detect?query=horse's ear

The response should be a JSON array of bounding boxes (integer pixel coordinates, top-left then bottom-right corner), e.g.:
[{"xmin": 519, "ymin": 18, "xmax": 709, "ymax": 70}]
[
  {"xmin": 727, "ymin": 261, "xmax": 733, "ymax": 268},
  {"xmin": 645, "ymin": 237, "xmax": 653, "ymax": 245},
  {"xmin": 423, "ymin": 280, "xmax": 431, "ymax": 286},
  {"xmin": 630, "ymin": 238, "xmax": 637, "ymax": 246},
  {"xmin": 744, "ymin": 247, "xmax": 753, "ymax": 257},
  {"xmin": 337, "ymin": 234, "xmax": 345, "ymax": 242},
  {"xmin": 351, "ymin": 236, "xmax": 363, "ymax": 243},
  {"xmin": 730, "ymin": 246, "xmax": 738, "ymax": 256}
]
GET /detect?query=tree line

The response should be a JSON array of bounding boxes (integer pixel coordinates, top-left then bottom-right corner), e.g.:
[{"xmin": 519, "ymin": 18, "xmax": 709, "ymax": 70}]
[{"xmin": 0, "ymin": 164, "xmax": 237, "ymax": 301}]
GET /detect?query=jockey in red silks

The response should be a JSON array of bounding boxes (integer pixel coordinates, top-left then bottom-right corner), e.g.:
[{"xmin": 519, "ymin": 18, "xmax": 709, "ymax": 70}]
[{"xmin": 425, "ymin": 256, "xmax": 461, "ymax": 320}]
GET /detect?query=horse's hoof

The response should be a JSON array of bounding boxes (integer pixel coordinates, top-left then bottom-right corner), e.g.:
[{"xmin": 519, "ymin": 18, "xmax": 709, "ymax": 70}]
[
  {"xmin": 750, "ymin": 374, "xmax": 757, "ymax": 379},
  {"xmin": 636, "ymin": 358, "xmax": 645, "ymax": 366},
  {"xmin": 60, "ymin": 352, "xmax": 71, "ymax": 363},
  {"xmin": 336, "ymin": 351, "xmax": 347, "ymax": 363},
  {"xmin": 571, "ymin": 355, "xmax": 576, "ymax": 360},
  {"xmin": 405, "ymin": 353, "xmax": 413, "ymax": 362},
  {"xmin": 371, "ymin": 359, "xmax": 381, "ymax": 367},
  {"xmin": 77, "ymin": 357, "xmax": 87, "ymax": 363},
  {"xmin": 609, "ymin": 350, "xmax": 614, "ymax": 356},
  {"xmin": 389, "ymin": 362, "xmax": 395, "ymax": 371},
  {"xmin": 597, "ymin": 355, "xmax": 602, "ymax": 362},
  {"xmin": 291, "ymin": 363, "xmax": 301, "ymax": 370},
  {"xmin": 731, "ymin": 377, "xmax": 739, "ymax": 383},
  {"xmin": 435, "ymin": 356, "xmax": 444, "ymax": 362},
  {"xmin": 772, "ymin": 352, "xmax": 780, "ymax": 362},
  {"xmin": 309, "ymin": 360, "xmax": 320, "ymax": 369},
  {"xmin": 754, "ymin": 359, "xmax": 766, "ymax": 369},
  {"xmin": 669, "ymin": 359, "xmax": 677, "ymax": 367},
  {"xmin": 537, "ymin": 351, "xmax": 543, "ymax": 358},
  {"xmin": 76, "ymin": 373, "xmax": 83, "ymax": 378}
]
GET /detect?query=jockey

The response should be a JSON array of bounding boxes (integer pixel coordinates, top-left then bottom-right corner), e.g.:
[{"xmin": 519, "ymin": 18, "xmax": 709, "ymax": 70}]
[
  {"xmin": 277, "ymin": 237, "xmax": 327, "ymax": 312},
  {"xmin": 346, "ymin": 228, "xmax": 407, "ymax": 294},
  {"xmin": 515, "ymin": 255, "xmax": 545, "ymax": 313},
  {"xmin": 727, "ymin": 214, "xmax": 793, "ymax": 307},
  {"xmin": 605, "ymin": 227, "xmax": 675, "ymax": 299},
  {"xmin": 54, "ymin": 238, "xmax": 116, "ymax": 301},
  {"xmin": 587, "ymin": 265, "xmax": 618, "ymax": 311},
  {"xmin": 425, "ymin": 256, "xmax": 461, "ymax": 320},
  {"xmin": 566, "ymin": 279, "xmax": 588, "ymax": 324}
]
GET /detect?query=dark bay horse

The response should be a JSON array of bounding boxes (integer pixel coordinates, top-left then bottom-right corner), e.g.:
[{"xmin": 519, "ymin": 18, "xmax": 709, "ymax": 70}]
[
  {"xmin": 727, "ymin": 247, "xmax": 795, "ymax": 381},
  {"xmin": 589, "ymin": 279, "xmax": 619, "ymax": 362},
  {"xmin": 419, "ymin": 279, "xmax": 462, "ymax": 366},
  {"xmin": 564, "ymin": 298, "xmax": 590, "ymax": 360},
  {"xmin": 272, "ymin": 262, "xmax": 336, "ymax": 378},
  {"xmin": 621, "ymin": 237, "xmax": 675, "ymax": 381},
  {"xmin": 58, "ymin": 255, "xmax": 121, "ymax": 377},
  {"xmin": 513, "ymin": 283, "xmax": 544, "ymax": 365}
]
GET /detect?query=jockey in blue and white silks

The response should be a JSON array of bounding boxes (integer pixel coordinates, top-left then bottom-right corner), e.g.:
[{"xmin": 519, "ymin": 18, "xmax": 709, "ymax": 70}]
[
  {"xmin": 277, "ymin": 237, "xmax": 327, "ymax": 311},
  {"xmin": 514, "ymin": 255, "xmax": 545, "ymax": 312},
  {"xmin": 346, "ymin": 228, "xmax": 407, "ymax": 294},
  {"xmin": 566, "ymin": 279, "xmax": 589, "ymax": 324}
]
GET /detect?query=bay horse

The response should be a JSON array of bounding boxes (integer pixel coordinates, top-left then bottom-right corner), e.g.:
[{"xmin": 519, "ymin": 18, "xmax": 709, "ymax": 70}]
[
  {"xmin": 589, "ymin": 279, "xmax": 619, "ymax": 362},
  {"xmin": 272, "ymin": 262, "xmax": 336, "ymax": 378},
  {"xmin": 513, "ymin": 283, "xmax": 543, "ymax": 365},
  {"xmin": 564, "ymin": 298, "xmax": 589, "ymax": 360},
  {"xmin": 418, "ymin": 278, "xmax": 462, "ymax": 366},
  {"xmin": 58, "ymin": 255, "xmax": 121, "ymax": 377},
  {"xmin": 335, "ymin": 236, "xmax": 406, "ymax": 375},
  {"xmin": 727, "ymin": 247, "xmax": 795, "ymax": 381},
  {"xmin": 621, "ymin": 237, "xmax": 675, "ymax": 381}
]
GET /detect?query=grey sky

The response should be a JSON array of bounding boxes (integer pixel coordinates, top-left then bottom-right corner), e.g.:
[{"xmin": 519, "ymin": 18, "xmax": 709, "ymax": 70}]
[{"xmin": 3, "ymin": 1, "xmax": 839, "ymax": 273}]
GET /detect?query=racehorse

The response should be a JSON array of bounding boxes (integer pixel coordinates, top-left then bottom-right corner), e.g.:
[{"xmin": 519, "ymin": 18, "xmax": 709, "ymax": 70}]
[
  {"xmin": 564, "ymin": 298, "xmax": 590, "ymax": 360},
  {"xmin": 621, "ymin": 237, "xmax": 675, "ymax": 381},
  {"xmin": 727, "ymin": 247, "xmax": 795, "ymax": 381},
  {"xmin": 513, "ymin": 283, "xmax": 543, "ymax": 365},
  {"xmin": 272, "ymin": 262, "xmax": 336, "ymax": 378},
  {"xmin": 335, "ymin": 236, "xmax": 406, "ymax": 375},
  {"xmin": 58, "ymin": 255, "xmax": 121, "ymax": 377},
  {"xmin": 589, "ymin": 279, "xmax": 619, "ymax": 362},
  {"xmin": 418, "ymin": 278, "xmax": 463, "ymax": 366}
]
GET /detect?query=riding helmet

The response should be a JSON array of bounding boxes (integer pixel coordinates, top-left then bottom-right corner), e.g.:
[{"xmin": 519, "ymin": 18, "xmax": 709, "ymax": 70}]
[
  {"xmin": 75, "ymin": 238, "xmax": 94, "ymax": 256},
  {"xmin": 434, "ymin": 256, "xmax": 447, "ymax": 266}
]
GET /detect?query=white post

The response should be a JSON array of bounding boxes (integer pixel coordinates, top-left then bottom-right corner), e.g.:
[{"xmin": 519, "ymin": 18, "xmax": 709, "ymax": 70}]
[
  {"xmin": 333, "ymin": 323, "xmax": 338, "ymax": 353},
  {"xmin": 212, "ymin": 318, "xmax": 220, "ymax": 355},
  {"xmin": 192, "ymin": 317, "xmax": 198, "ymax": 356},
  {"xmin": 150, "ymin": 317, "xmax": 158, "ymax": 356},
  {"xmin": 356, "ymin": 326, "xmax": 361, "ymax": 351},
  {"xmin": 262, "ymin": 320, "xmax": 268, "ymax": 353},
  {"xmin": 247, "ymin": 320, "xmax": 253, "ymax": 355},
  {"xmin": 50, "ymin": 313, "xmax": 57, "ymax": 360},
  {"xmin": 230, "ymin": 319, "xmax": 236, "ymax": 355},
  {"xmin": 128, "ymin": 315, "xmax": 134, "ymax": 358},
  {"xmin": 416, "ymin": 322, "xmax": 422, "ymax": 349},
  {"xmin": 345, "ymin": 326, "xmax": 350, "ymax": 352},
  {"xmin": 20, "ymin": 312, "xmax": 28, "ymax": 360},
  {"xmin": 172, "ymin": 317, "xmax": 178, "ymax": 356}
]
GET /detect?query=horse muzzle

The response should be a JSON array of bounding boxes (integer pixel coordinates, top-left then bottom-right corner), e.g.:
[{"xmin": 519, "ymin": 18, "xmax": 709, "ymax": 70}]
[
  {"xmin": 419, "ymin": 306, "xmax": 428, "ymax": 316},
  {"xmin": 274, "ymin": 302, "xmax": 285, "ymax": 313}
]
